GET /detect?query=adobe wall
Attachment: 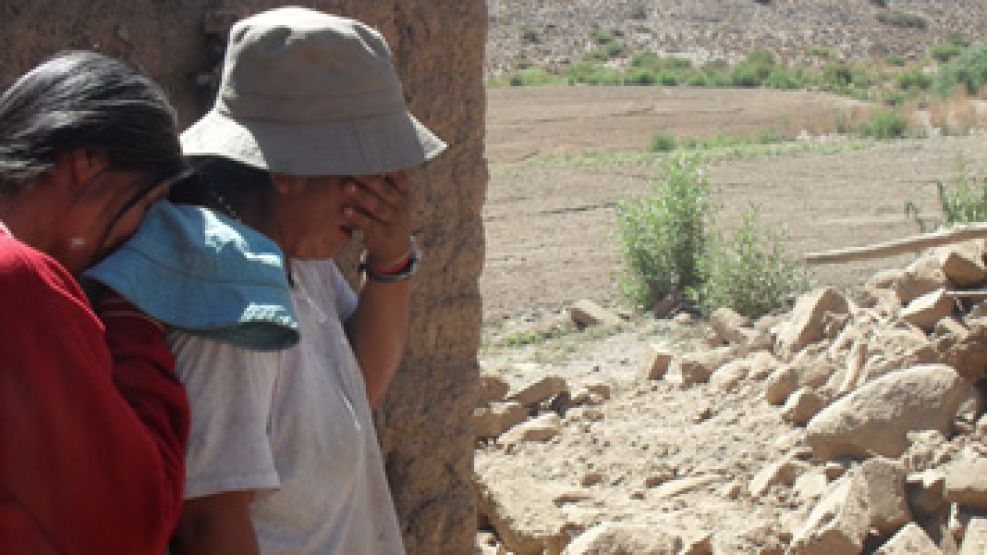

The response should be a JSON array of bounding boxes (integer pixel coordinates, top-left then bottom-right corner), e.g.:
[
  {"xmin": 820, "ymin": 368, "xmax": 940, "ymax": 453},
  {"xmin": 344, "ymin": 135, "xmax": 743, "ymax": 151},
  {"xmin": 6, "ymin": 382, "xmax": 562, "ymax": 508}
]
[{"xmin": 0, "ymin": 2, "xmax": 486, "ymax": 553}]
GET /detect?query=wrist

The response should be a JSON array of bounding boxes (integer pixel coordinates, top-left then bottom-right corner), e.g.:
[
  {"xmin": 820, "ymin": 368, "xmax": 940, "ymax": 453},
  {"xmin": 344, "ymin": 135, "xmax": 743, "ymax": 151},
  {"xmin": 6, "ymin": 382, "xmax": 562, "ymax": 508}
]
[{"xmin": 360, "ymin": 236, "xmax": 421, "ymax": 283}]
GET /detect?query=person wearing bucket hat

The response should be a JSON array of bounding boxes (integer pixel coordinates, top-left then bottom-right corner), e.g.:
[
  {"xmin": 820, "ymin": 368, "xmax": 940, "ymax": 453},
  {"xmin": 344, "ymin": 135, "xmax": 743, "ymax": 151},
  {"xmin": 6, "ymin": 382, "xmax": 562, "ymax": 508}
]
[
  {"xmin": 166, "ymin": 7, "xmax": 445, "ymax": 555},
  {"xmin": 0, "ymin": 52, "xmax": 190, "ymax": 553}
]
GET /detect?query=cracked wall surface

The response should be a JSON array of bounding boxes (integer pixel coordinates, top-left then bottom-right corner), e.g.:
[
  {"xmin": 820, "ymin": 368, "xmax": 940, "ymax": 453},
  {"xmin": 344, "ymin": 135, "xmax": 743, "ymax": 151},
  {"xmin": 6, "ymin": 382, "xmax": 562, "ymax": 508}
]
[{"xmin": 0, "ymin": 2, "xmax": 486, "ymax": 552}]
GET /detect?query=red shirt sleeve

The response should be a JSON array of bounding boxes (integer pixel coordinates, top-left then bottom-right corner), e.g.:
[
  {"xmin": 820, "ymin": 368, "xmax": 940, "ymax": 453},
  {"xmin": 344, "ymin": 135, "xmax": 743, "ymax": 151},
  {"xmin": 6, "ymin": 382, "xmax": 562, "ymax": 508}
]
[{"xmin": 0, "ymin": 236, "xmax": 189, "ymax": 554}]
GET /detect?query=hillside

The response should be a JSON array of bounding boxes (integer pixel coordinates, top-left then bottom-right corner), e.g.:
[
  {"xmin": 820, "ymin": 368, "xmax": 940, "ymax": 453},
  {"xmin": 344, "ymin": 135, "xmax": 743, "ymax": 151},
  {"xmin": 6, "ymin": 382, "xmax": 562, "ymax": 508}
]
[{"xmin": 486, "ymin": 0, "xmax": 987, "ymax": 76}]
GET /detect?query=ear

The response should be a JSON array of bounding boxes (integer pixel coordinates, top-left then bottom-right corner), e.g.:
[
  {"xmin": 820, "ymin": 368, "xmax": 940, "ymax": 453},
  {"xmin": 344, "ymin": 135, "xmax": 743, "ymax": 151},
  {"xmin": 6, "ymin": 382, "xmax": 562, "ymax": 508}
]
[
  {"xmin": 67, "ymin": 148, "xmax": 110, "ymax": 188},
  {"xmin": 270, "ymin": 173, "xmax": 308, "ymax": 196}
]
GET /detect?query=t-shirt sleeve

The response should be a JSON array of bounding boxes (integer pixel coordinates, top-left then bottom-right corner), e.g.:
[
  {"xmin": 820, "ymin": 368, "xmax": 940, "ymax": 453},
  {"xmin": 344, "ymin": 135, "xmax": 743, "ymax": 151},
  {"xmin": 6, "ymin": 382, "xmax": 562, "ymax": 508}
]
[{"xmin": 167, "ymin": 330, "xmax": 281, "ymax": 499}]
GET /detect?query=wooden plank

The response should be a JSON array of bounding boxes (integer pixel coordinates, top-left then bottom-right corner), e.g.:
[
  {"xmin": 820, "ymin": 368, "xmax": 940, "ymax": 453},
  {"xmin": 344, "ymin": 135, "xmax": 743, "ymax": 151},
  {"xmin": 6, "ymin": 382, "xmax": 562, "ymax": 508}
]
[{"xmin": 804, "ymin": 223, "xmax": 987, "ymax": 265}]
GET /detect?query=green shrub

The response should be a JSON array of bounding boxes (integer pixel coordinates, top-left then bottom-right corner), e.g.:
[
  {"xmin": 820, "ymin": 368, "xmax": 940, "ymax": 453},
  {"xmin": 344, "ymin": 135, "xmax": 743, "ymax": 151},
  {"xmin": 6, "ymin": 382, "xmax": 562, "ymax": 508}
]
[
  {"xmin": 521, "ymin": 28, "xmax": 541, "ymax": 43},
  {"xmin": 616, "ymin": 155, "xmax": 712, "ymax": 308},
  {"xmin": 858, "ymin": 110, "xmax": 908, "ymax": 139},
  {"xmin": 630, "ymin": 51, "xmax": 661, "ymax": 69},
  {"xmin": 896, "ymin": 68, "xmax": 934, "ymax": 90},
  {"xmin": 657, "ymin": 70, "xmax": 682, "ymax": 86},
  {"xmin": 876, "ymin": 11, "xmax": 929, "ymax": 30},
  {"xmin": 765, "ymin": 67, "xmax": 801, "ymax": 89},
  {"xmin": 698, "ymin": 205, "xmax": 808, "ymax": 318},
  {"xmin": 945, "ymin": 32, "xmax": 970, "ymax": 48},
  {"xmin": 706, "ymin": 71, "xmax": 733, "ymax": 86},
  {"xmin": 702, "ymin": 59, "xmax": 731, "ymax": 73},
  {"xmin": 732, "ymin": 64, "xmax": 764, "ymax": 87},
  {"xmin": 936, "ymin": 42, "xmax": 987, "ymax": 96},
  {"xmin": 584, "ymin": 41, "xmax": 626, "ymax": 62},
  {"xmin": 906, "ymin": 157, "xmax": 987, "ymax": 232},
  {"xmin": 745, "ymin": 49, "xmax": 777, "ymax": 67},
  {"xmin": 649, "ymin": 132, "xmax": 678, "ymax": 152},
  {"xmin": 566, "ymin": 62, "xmax": 624, "ymax": 85},
  {"xmin": 591, "ymin": 29, "xmax": 617, "ymax": 45},
  {"xmin": 685, "ymin": 72, "xmax": 709, "ymax": 86},
  {"xmin": 930, "ymin": 42, "xmax": 963, "ymax": 63},
  {"xmin": 884, "ymin": 90, "xmax": 907, "ymax": 106},
  {"xmin": 625, "ymin": 68, "xmax": 658, "ymax": 85},
  {"xmin": 810, "ymin": 46, "xmax": 835, "ymax": 60},
  {"xmin": 886, "ymin": 55, "xmax": 907, "ymax": 67},
  {"xmin": 663, "ymin": 57, "xmax": 693, "ymax": 71},
  {"xmin": 756, "ymin": 128, "xmax": 783, "ymax": 144},
  {"xmin": 821, "ymin": 63, "xmax": 854, "ymax": 89},
  {"xmin": 507, "ymin": 67, "xmax": 563, "ymax": 87}
]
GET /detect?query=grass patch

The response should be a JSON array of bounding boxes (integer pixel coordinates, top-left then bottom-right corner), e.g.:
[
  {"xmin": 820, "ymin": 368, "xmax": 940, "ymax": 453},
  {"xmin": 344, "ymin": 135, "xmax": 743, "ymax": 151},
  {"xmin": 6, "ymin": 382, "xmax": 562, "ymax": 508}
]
[
  {"xmin": 935, "ymin": 42, "xmax": 987, "ymax": 96},
  {"xmin": 507, "ymin": 67, "xmax": 566, "ymax": 87},
  {"xmin": 857, "ymin": 110, "xmax": 909, "ymax": 139},
  {"xmin": 906, "ymin": 156, "xmax": 987, "ymax": 232},
  {"xmin": 650, "ymin": 132, "xmax": 677, "ymax": 152},
  {"xmin": 876, "ymin": 10, "xmax": 929, "ymax": 29}
]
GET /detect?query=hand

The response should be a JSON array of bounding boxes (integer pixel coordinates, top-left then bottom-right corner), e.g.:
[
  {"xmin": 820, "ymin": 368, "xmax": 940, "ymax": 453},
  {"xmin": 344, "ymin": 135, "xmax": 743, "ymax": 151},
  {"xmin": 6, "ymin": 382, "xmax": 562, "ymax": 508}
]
[{"xmin": 341, "ymin": 172, "xmax": 413, "ymax": 268}]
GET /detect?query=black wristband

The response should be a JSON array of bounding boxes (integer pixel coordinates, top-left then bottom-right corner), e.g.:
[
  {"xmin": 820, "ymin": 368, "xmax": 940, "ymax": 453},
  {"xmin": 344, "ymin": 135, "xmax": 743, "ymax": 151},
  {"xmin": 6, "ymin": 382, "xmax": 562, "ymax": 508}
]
[{"xmin": 359, "ymin": 236, "xmax": 421, "ymax": 282}]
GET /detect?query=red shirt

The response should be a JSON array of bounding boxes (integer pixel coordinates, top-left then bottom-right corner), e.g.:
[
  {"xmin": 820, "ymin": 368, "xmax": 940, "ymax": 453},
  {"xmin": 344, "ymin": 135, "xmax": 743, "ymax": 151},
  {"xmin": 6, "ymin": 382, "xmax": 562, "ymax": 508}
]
[{"xmin": 0, "ymin": 230, "xmax": 189, "ymax": 554}]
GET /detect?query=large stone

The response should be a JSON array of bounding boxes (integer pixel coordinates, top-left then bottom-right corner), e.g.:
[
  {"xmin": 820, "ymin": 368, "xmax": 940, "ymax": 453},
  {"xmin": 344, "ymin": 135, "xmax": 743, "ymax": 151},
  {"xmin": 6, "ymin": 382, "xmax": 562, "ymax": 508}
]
[
  {"xmin": 775, "ymin": 288, "xmax": 850, "ymax": 360},
  {"xmin": 476, "ymin": 373, "xmax": 510, "ymax": 406},
  {"xmin": 938, "ymin": 318, "xmax": 987, "ymax": 382},
  {"xmin": 570, "ymin": 299, "xmax": 622, "ymax": 327},
  {"xmin": 764, "ymin": 364, "xmax": 800, "ymax": 405},
  {"xmin": 781, "ymin": 388, "xmax": 828, "ymax": 426},
  {"xmin": 790, "ymin": 472, "xmax": 869, "ymax": 554},
  {"xmin": 960, "ymin": 517, "xmax": 987, "ymax": 555},
  {"xmin": 500, "ymin": 413, "xmax": 561, "ymax": 445},
  {"xmin": 666, "ymin": 349, "xmax": 731, "ymax": 388},
  {"xmin": 562, "ymin": 522, "xmax": 681, "ymax": 554},
  {"xmin": 639, "ymin": 344, "xmax": 674, "ymax": 381},
  {"xmin": 710, "ymin": 307, "xmax": 752, "ymax": 344},
  {"xmin": 940, "ymin": 246, "xmax": 987, "ymax": 287},
  {"xmin": 510, "ymin": 375, "xmax": 569, "ymax": 407},
  {"xmin": 473, "ymin": 401, "xmax": 527, "ymax": 439},
  {"xmin": 861, "ymin": 327, "xmax": 937, "ymax": 382},
  {"xmin": 945, "ymin": 460, "xmax": 987, "ymax": 510},
  {"xmin": 709, "ymin": 359, "xmax": 751, "ymax": 392},
  {"xmin": 749, "ymin": 351, "xmax": 782, "ymax": 381},
  {"xmin": 875, "ymin": 523, "xmax": 943, "ymax": 554},
  {"xmin": 860, "ymin": 458, "xmax": 911, "ymax": 534},
  {"xmin": 907, "ymin": 470, "xmax": 948, "ymax": 516},
  {"xmin": 806, "ymin": 365, "xmax": 970, "ymax": 460},
  {"xmin": 895, "ymin": 255, "xmax": 948, "ymax": 305},
  {"xmin": 475, "ymin": 471, "xmax": 568, "ymax": 555},
  {"xmin": 749, "ymin": 458, "xmax": 805, "ymax": 498},
  {"xmin": 901, "ymin": 289, "xmax": 955, "ymax": 332}
]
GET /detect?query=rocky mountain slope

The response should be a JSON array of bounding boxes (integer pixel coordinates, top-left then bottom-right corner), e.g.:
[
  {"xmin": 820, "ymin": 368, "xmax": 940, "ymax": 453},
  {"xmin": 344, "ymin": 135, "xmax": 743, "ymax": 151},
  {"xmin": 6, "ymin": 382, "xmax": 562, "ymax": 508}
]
[{"xmin": 486, "ymin": 0, "xmax": 987, "ymax": 75}]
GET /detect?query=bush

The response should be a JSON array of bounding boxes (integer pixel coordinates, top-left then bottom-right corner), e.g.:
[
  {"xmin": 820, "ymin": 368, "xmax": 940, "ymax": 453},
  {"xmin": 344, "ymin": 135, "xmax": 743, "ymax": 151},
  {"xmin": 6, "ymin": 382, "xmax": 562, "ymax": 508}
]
[
  {"xmin": 584, "ymin": 41, "xmax": 626, "ymax": 62},
  {"xmin": 821, "ymin": 63, "xmax": 854, "ymax": 89},
  {"xmin": 566, "ymin": 62, "xmax": 624, "ymax": 85},
  {"xmin": 810, "ymin": 46, "xmax": 835, "ymax": 60},
  {"xmin": 686, "ymin": 72, "xmax": 709, "ymax": 86},
  {"xmin": 732, "ymin": 64, "xmax": 764, "ymax": 87},
  {"xmin": 876, "ymin": 11, "xmax": 929, "ymax": 30},
  {"xmin": 886, "ymin": 55, "xmax": 907, "ymax": 67},
  {"xmin": 745, "ymin": 49, "xmax": 776, "ymax": 67},
  {"xmin": 657, "ymin": 70, "xmax": 682, "ymax": 86},
  {"xmin": 699, "ymin": 205, "xmax": 808, "ymax": 318},
  {"xmin": 906, "ymin": 157, "xmax": 987, "ymax": 232},
  {"xmin": 884, "ymin": 90, "xmax": 907, "ymax": 106},
  {"xmin": 521, "ymin": 28, "xmax": 541, "ymax": 43},
  {"xmin": 930, "ymin": 42, "xmax": 963, "ymax": 63},
  {"xmin": 896, "ymin": 68, "xmax": 933, "ymax": 90},
  {"xmin": 858, "ymin": 110, "xmax": 908, "ymax": 139},
  {"xmin": 650, "ymin": 132, "xmax": 677, "ymax": 152},
  {"xmin": 936, "ymin": 42, "xmax": 987, "ymax": 96},
  {"xmin": 616, "ymin": 155, "xmax": 712, "ymax": 308},
  {"xmin": 625, "ymin": 68, "xmax": 658, "ymax": 85},
  {"xmin": 507, "ymin": 67, "xmax": 563, "ymax": 87},
  {"xmin": 756, "ymin": 128, "xmax": 783, "ymax": 144},
  {"xmin": 765, "ymin": 67, "xmax": 801, "ymax": 89},
  {"xmin": 630, "ymin": 51, "xmax": 661, "ymax": 69},
  {"xmin": 945, "ymin": 32, "xmax": 970, "ymax": 48}
]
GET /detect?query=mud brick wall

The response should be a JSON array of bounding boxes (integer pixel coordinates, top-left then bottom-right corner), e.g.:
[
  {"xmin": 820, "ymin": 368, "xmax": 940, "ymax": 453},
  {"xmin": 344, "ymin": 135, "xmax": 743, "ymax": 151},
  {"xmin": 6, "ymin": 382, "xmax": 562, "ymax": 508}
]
[{"xmin": 0, "ymin": 2, "xmax": 486, "ymax": 553}]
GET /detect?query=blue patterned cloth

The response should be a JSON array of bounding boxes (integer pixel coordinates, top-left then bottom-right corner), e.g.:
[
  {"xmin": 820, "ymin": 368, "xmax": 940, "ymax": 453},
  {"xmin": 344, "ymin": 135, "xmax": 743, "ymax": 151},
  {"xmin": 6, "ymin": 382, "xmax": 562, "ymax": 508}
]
[{"xmin": 84, "ymin": 201, "xmax": 298, "ymax": 351}]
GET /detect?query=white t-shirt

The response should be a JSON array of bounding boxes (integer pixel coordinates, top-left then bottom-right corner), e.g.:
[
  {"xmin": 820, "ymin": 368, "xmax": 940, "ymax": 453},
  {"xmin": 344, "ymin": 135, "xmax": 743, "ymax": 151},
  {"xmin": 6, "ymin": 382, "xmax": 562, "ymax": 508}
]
[{"xmin": 169, "ymin": 260, "xmax": 405, "ymax": 554}]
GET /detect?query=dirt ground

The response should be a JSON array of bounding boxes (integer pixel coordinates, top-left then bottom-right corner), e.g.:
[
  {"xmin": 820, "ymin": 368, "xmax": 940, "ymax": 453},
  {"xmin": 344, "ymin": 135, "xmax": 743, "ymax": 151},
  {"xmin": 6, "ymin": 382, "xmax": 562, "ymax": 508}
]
[{"xmin": 482, "ymin": 85, "xmax": 987, "ymax": 324}]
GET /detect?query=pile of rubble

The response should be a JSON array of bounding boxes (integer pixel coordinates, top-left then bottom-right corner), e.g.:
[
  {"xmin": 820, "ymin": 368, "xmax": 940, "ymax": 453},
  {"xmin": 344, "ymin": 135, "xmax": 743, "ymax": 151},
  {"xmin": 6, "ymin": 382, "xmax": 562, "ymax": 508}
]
[{"xmin": 474, "ymin": 241, "xmax": 987, "ymax": 554}]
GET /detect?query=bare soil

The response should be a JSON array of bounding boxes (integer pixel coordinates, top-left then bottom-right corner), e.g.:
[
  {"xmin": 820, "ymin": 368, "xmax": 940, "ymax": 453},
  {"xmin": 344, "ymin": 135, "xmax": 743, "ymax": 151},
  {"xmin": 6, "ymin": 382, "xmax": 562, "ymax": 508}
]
[{"xmin": 482, "ymin": 85, "xmax": 987, "ymax": 325}]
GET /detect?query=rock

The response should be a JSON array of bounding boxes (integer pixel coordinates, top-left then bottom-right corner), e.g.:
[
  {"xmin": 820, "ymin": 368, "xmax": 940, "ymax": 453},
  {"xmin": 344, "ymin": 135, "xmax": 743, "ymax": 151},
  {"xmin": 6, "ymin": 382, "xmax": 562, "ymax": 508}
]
[
  {"xmin": 902, "ymin": 289, "xmax": 955, "ymax": 332},
  {"xmin": 790, "ymin": 472, "xmax": 869, "ymax": 554},
  {"xmin": 474, "ymin": 401, "xmax": 528, "ymax": 439},
  {"xmin": 940, "ymin": 247, "xmax": 987, "ymax": 287},
  {"xmin": 510, "ymin": 375, "xmax": 568, "ymax": 407},
  {"xmin": 639, "ymin": 344, "xmax": 674, "ymax": 381},
  {"xmin": 749, "ymin": 458, "xmax": 805, "ymax": 498},
  {"xmin": 935, "ymin": 317, "xmax": 967, "ymax": 338},
  {"xmin": 959, "ymin": 517, "xmax": 987, "ymax": 555},
  {"xmin": 907, "ymin": 469, "xmax": 948, "ymax": 516},
  {"xmin": 860, "ymin": 327, "xmax": 936, "ymax": 382},
  {"xmin": 710, "ymin": 307, "xmax": 751, "ymax": 344},
  {"xmin": 749, "ymin": 351, "xmax": 782, "ymax": 380},
  {"xmin": 938, "ymin": 318, "xmax": 987, "ymax": 382},
  {"xmin": 781, "ymin": 388, "xmax": 828, "ymax": 426},
  {"xmin": 836, "ymin": 339, "xmax": 867, "ymax": 395},
  {"xmin": 868, "ymin": 268, "xmax": 904, "ymax": 291},
  {"xmin": 666, "ymin": 349, "xmax": 731, "ymax": 388},
  {"xmin": 860, "ymin": 458, "xmax": 911, "ymax": 535},
  {"xmin": 580, "ymin": 472, "xmax": 604, "ymax": 487},
  {"xmin": 874, "ymin": 522, "xmax": 942, "ymax": 554},
  {"xmin": 570, "ymin": 299, "xmax": 622, "ymax": 327},
  {"xmin": 680, "ymin": 531, "xmax": 713, "ymax": 555},
  {"xmin": 775, "ymin": 287, "xmax": 850, "ymax": 360},
  {"xmin": 823, "ymin": 462, "xmax": 846, "ymax": 481},
  {"xmin": 806, "ymin": 364, "xmax": 970, "ymax": 460},
  {"xmin": 895, "ymin": 255, "xmax": 948, "ymax": 305},
  {"xmin": 551, "ymin": 488, "xmax": 592, "ymax": 506},
  {"xmin": 795, "ymin": 471, "xmax": 829, "ymax": 501},
  {"xmin": 654, "ymin": 475, "xmax": 720, "ymax": 499},
  {"xmin": 945, "ymin": 460, "xmax": 987, "ymax": 510},
  {"xmin": 501, "ymin": 413, "xmax": 561, "ymax": 445},
  {"xmin": 902, "ymin": 430, "xmax": 954, "ymax": 472},
  {"xmin": 477, "ymin": 373, "xmax": 511, "ymax": 406},
  {"xmin": 709, "ymin": 359, "xmax": 751, "ymax": 392},
  {"xmin": 764, "ymin": 364, "xmax": 799, "ymax": 405},
  {"xmin": 475, "ymin": 472, "xmax": 568, "ymax": 555},
  {"xmin": 562, "ymin": 522, "xmax": 681, "ymax": 554},
  {"xmin": 674, "ymin": 312, "xmax": 694, "ymax": 325}
]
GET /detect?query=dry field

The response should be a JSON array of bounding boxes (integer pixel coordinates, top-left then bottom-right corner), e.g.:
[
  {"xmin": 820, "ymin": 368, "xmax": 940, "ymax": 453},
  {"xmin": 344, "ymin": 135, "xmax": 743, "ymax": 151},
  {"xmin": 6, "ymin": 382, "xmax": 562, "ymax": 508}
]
[{"xmin": 482, "ymin": 85, "xmax": 987, "ymax": 324}]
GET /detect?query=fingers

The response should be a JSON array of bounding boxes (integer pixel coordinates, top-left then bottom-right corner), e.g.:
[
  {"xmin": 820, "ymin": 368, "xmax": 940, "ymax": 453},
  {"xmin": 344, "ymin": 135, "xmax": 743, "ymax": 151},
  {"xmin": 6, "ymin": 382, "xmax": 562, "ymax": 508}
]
[{"xmin": 344, "ymin": 173, "xmax": 409, "ymax": 227}]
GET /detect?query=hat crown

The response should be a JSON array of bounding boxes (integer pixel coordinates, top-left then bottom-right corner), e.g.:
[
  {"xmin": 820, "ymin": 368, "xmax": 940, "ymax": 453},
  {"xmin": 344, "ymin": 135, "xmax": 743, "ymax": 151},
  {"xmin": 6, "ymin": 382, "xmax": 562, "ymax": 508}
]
[{"xmin": 217, "ymin": 7, "xmax": 405, "ymax": 123}]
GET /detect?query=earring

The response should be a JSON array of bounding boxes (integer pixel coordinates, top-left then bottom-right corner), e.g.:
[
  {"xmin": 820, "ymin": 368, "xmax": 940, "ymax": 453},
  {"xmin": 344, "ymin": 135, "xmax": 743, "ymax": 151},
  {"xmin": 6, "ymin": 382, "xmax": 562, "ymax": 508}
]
[{"xmin": 68, "ymin": 237, "xmax": 87, "ymax": 250}]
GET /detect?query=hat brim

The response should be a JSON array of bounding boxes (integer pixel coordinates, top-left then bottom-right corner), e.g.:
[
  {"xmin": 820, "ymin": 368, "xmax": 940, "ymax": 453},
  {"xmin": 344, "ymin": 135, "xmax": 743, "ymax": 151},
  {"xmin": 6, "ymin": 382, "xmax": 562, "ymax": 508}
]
[{"xmin": 181, "ymin": 108, "xmax": 447, "ymax": 176}]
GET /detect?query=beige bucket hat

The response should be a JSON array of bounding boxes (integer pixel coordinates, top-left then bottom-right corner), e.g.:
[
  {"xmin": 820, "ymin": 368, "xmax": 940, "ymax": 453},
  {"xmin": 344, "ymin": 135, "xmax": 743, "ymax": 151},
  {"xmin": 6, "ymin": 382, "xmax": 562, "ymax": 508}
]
[{"xmin": 181, "ymin": 7, "xmax": 446, "ymax": 175}]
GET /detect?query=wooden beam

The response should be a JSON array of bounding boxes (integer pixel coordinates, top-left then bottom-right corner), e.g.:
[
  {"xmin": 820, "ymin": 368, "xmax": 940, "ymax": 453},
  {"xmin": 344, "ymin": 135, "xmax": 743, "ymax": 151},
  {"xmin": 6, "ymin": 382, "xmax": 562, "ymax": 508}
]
[{"xmin": 804, "ymin": 223, "xmax": 987, "ymax": 265}]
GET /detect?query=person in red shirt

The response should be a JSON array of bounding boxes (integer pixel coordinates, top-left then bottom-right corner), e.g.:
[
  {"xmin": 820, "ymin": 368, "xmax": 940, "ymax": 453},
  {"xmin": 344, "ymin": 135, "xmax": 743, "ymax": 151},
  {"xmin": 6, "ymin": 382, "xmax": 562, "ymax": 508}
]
[{"xmin": 0, "ymin": 51, "xmax": 190, "ymax": 554}]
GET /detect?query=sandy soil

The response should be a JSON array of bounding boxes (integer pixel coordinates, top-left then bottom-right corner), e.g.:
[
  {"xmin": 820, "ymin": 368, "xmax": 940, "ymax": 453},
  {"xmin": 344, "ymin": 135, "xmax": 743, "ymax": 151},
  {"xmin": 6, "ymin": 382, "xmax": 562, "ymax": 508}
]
[{"xmin": 482, "ymin": 85, "xmax": 987, "ymax": 324}]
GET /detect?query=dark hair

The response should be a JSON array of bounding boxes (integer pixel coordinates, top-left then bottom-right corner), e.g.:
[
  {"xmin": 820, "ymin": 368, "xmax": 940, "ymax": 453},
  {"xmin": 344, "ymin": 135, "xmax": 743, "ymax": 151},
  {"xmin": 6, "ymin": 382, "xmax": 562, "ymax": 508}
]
[
  {"xmin": 0, "ymin": 51, "xmax": 183, "ymax": 195},
  {"xmin": 169, "ymin": 156, "xmax": 272, "ymax": 215}
]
